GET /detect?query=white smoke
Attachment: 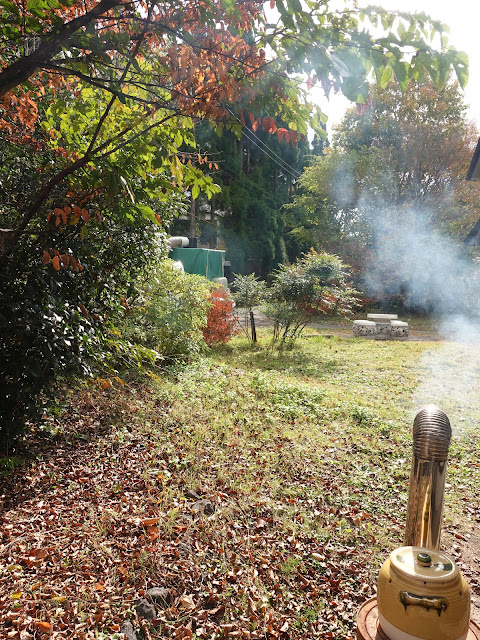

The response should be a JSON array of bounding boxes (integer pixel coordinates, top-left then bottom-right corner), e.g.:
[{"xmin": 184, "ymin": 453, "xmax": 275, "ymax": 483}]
[
  {"xmin": 362, "ymin": 207, "xmax": 478, "ymax": 317},
  {"xmin": 361, "ymin": 206, "xmax": 480, "ymax": 433}
]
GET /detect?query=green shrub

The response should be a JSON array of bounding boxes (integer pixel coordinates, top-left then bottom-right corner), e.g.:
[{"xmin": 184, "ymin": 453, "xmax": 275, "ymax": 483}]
[
  {"xmin": 231, "ymin": 273, "xmax": 267, "ymax": 342},
  {"xmin": 265, "ymin": 250, "xmax": 358, "ymax": 346},
  {"xmin": 123, "ymin": 260, "xmax": 212, "ymax": 361}
]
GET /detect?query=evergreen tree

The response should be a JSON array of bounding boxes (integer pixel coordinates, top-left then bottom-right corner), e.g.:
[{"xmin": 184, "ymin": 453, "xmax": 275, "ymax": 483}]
[{"xmin": 172, "ymin": 120, "xmax": 325, "ymax": 275}]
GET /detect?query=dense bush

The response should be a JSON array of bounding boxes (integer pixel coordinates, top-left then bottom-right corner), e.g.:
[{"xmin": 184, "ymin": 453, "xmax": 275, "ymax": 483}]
[
  {"xmin": 0, "ymin": 114, "xmax": 189, "ymax": 452},
  {"xmin": 265, "ymin": 250, "xmax": 358, "ymax": 345},
  {"xmin": 0, "ymin": 211, "xmax": 162, "ymax": 452},
  {"xmin": 123, "ymin": 260, "xmax": 212, "ymax": 361}
]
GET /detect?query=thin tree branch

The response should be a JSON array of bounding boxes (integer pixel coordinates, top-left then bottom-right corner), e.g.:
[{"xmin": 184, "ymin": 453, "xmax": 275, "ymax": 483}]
[
  {"xmin": 0, "ymin": 0, "xmax": 124, "ymax": 98},
  {"xmin": 85, "ymin": 0, "xmax": 158, "ymax": 155},
  {"xmin": 0, "ymin": 111, "xmax": 177, "ymax": 266}
]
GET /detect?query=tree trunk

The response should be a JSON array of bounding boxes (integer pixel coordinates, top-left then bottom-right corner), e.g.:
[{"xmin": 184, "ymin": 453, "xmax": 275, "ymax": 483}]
[{"xmin": 250, "ymin": 310, "xmax": 257, "ymax": 343}]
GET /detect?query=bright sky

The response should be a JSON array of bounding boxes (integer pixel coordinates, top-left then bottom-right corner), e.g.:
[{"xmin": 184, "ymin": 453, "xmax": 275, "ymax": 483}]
[{"xmin": 316, "ymin": 0, "xmax": 480, "ymax": 136}]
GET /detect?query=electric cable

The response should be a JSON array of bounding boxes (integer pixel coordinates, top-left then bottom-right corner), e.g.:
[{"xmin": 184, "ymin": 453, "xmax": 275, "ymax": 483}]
[{"xmin": 227, "ymin": 108, "xmax": 302, "ymax": 178}]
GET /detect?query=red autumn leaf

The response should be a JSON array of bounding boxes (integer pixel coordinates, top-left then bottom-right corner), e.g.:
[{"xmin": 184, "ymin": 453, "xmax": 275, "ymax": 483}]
[
  {"xmin": 141, "ymin": 517, "xmax": 159, "ymax": 526},
  {"xmin": 51, "ymin": 256, "xmax": 60, "ymax": 271},
  {"xmin": 33, "ymin": 620, "xmax": 52, "ymax": 633},
  {"xmin": 42, "ymin": 251, "xmax": 51, "ymax": 265},
  {"xmin": 81, "ymin": 209, "xmax": 89, "ymax": 223}
]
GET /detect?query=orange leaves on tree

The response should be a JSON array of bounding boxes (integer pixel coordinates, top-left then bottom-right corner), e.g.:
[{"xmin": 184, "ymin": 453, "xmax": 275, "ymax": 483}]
[
  {"xmin": 277, "ymin": 128, "xmax": 289, "ymax": 144},
  {"xmin": 261, "ymin": 116, "xmax": 277, "ymax": 134},
  {"xmin": 42, "ymin": 249, "xmax": 82, "ymax": 272}
]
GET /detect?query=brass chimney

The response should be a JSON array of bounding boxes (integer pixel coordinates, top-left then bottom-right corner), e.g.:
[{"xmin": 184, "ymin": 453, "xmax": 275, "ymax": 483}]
[{"xmin": 403, "ymin": 404, "xmax": 452, "ymax": 550}]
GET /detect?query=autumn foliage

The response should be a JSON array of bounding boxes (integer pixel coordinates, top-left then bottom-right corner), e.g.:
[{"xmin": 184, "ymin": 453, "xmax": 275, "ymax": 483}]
[{"xmin": 202, "ymin": 289, "xmax": 238, "ymax": 346}]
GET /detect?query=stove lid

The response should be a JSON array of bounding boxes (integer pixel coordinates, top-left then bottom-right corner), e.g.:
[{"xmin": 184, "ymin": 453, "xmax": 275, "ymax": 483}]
[{"xmin": 390, "ymin": 546, "xmax": 458, "ymax": 583}]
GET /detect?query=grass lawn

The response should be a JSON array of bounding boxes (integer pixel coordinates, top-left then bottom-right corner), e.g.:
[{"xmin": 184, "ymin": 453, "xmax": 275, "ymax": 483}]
[{"xmin": 2, "ymin": 331, "xmax": 480, "ymax": 639}]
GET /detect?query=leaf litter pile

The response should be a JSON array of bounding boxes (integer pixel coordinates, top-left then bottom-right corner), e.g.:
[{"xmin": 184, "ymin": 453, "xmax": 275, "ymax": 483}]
[{"xmin": 2, "ymin": 337, "xmax": 480, "ymax": 640}]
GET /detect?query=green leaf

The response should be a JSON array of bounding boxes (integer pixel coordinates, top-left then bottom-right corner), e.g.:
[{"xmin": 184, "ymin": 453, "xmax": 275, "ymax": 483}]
[
  {"xmin": 0, "ymin": 0, "xmax": 20, "ymax": 15},
  {"xmin": 392, "ymin": 60, "xmax": 410, "ymax": 91},
  {"xmin": 379, "ymin": 65, "xmax": 393, "ymax": 89},
  {"xmin": 451, "ymin": 51, "xmax": 469, "ymax": 90}
]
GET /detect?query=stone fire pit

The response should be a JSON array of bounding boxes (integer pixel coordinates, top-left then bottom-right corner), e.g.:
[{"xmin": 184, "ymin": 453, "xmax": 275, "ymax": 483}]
[
  {"xmin": 367, "ymin": 314, "xmax": 398, "ymax": 340},
  {"xmin": 352, "ymin": 314, "xmax": 409, "ymax": 340}
]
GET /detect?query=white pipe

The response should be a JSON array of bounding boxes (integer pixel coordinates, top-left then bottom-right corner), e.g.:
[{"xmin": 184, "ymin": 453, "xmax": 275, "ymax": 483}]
[{"xmin": 167, "ymin": 236, "xmax": 189, "ymax": 249}]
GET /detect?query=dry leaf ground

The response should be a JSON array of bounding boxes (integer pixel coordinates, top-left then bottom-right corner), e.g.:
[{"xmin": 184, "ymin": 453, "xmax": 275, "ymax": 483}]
[{"xmin": 2, "ymin": 330, "xmax": 480, "ymax": 639}]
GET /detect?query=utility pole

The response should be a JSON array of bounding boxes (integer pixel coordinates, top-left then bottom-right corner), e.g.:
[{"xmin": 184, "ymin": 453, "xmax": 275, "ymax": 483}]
[{"xmin": 189, "ymin": 194, "xmax": 196, "ymax": 239}]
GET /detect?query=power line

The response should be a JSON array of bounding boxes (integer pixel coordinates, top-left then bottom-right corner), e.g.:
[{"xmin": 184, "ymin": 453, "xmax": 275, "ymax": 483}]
[
  {"xmin": 227, "ymin": 109, "xmax": 302, "ymax": 179},
  {"xmin": 242, "ymin": 123, "xmax": 302, "ymax": 177},
  {"xmin": 241, "ymin": 128, "xmax": 301, "ymax": 179}
]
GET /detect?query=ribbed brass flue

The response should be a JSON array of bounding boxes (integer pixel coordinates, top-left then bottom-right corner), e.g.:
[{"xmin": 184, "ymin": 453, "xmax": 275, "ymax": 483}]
[
  {"xmin": 404, "ymin": 405, "xmax": 452, "ymax": 551},
  {"xmin": 413, "ymin": 404, "xmax": 452, "ymax": 461}
]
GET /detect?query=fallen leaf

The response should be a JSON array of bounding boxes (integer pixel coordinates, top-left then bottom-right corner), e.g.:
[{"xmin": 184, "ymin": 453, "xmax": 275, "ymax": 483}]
[
  {"xmin": 179, "ymin": 594, "xmax": 196, "ymax": 610},
  {"xmin": 141, "ymin": 518, "xmax": 159, "ymax": 526}
]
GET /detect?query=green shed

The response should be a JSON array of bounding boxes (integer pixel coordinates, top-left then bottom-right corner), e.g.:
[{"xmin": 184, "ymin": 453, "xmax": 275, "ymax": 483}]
[{"xmin": 171, "ymin": 248, "xmax": 225, "ymax": 280}]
